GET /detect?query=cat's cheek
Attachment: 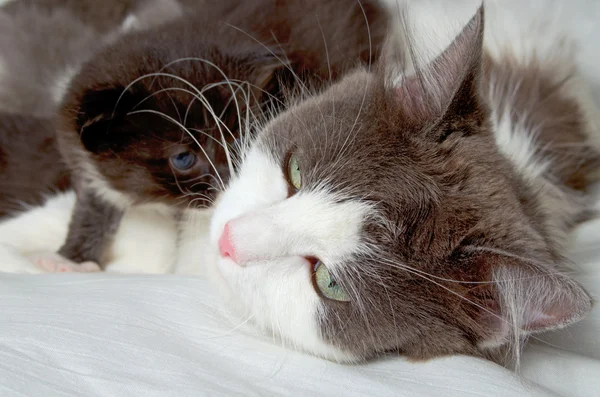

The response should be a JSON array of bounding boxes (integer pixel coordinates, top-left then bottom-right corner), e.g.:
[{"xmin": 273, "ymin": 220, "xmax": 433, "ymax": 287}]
[{"xmin": 209, "ymin": 155, "xmax": 288, "ymax": 246}]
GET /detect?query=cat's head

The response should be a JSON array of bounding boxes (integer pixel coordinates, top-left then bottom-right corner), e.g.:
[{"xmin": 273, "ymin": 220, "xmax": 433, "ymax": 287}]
[
  {"xmin": 57, "ymin": 22, "xmax": 283, "ymax": 207},
  {"xmin": 208, "ymin": 6, "xmax": 593, "ymax": 364}
]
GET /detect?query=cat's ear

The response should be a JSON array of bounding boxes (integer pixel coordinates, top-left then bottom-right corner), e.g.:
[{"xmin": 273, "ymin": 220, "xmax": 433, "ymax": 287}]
[
  {"xmin": 70, "ymin": 86, "xmax": 144, "ymax": 154},
  {"xmin": 245, "ymin": 52, "xmax": 290, "ymax": 104},
  {"xmin": 383, "ymin": 4, "xmax": 484, "ymax": 125},
  {"xmin": 463, "ymin": 250, "xmax": 593, "ymax": 349}
]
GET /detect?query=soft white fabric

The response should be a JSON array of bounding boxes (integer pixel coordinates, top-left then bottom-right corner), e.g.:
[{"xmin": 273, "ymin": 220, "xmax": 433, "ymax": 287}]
[{"xmin": 0, "ymin": 273, "xmax": 591, "ymax": 397}]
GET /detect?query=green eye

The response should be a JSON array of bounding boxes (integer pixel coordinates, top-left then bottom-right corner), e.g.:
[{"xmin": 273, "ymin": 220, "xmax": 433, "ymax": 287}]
[
  {"xmin": 314, "ymin": 261, "xmax": 351, "ymax": 302},
  {"xmin": 287, "ymin": 153, "xmax": 301, "ymax": 191}
]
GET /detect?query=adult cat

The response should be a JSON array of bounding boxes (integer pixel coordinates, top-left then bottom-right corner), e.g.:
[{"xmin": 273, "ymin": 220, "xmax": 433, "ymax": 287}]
[{"xmin": 204, "ymin": 1, "xmax": 599, "ymax": 366}]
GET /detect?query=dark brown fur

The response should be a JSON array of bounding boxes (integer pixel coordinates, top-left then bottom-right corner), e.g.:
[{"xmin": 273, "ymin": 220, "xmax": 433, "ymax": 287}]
[
  {"xmin": 0, "ymin": 0, "xmax": 194, "ymax": 217},
  {"xmin": 0, "ymin": 112, "xmax": 70, "ymax": 217}
]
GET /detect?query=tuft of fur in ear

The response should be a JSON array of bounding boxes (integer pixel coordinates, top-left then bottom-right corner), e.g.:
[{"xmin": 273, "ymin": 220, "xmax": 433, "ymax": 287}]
[
  {"xmin": 74, "ymin": 86, "xmax": 142, "ymax": 154},
  {"xmin": 465, "ymin": 250, "xmax": 593, "ymax": 365},
  {"xmin": 382, "ymin": 3, "xmax": 484, "ymax": 125}
]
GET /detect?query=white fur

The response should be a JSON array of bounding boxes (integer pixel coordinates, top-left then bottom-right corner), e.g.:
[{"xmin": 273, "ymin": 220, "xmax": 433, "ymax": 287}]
[
  {"xmin": 120, "ymin": 0, "xmax": 183, "ymax": 33},
  {"xmin": 120, "ymin": 14, "xmax": 140, "ymax": 33},
  {"xmin": 51, "ymin": 65, "xmax": 79, "ymax": 104},
  {"xmin": 175, "ymin": 208, "xmax": 213, "ymax": 275},
  {"xmin": 383, "ymin": 0, "xmax": 599, "ymax": 250},
  {"xmin": 0, "ymin": 191, "xmax": 180, "ymax": 274},
  {"xmin": 197, "ymin": 0, "xmax": 600, "ymax": 361},
  {"xmin": 483, "ymin": 0, "xmax": 600, "ymax": 168},
  {"xmin": 482, "ymin": 1, "xmax": 599, "ymax": 249},
  {"xmin": 491, "ymin": 112, "xmax": 550, "ymax": 184},
  {"xmin": 202, "ymin": 143, "xmax": 372, "ymax": 361},
  {"xmin": 0, "ymin": 0, "xmax": 596, "ymax": 363},
  {"xmin": 82, "ymin": 161, "xmax": 135, "ymax": 209}
]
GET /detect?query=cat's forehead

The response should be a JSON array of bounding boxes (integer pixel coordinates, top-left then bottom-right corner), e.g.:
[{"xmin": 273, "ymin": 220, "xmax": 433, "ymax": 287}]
[
  {"xmin": 258, "ymin": 71, "xmax": 430, "ymax": 196},
  {"xmin": 261, "ymin": 72, "xmax": 382, "ymax": 165},
  {"xmin": 255, "ymin": 67, "xmax": 518, "ymax": 227}
]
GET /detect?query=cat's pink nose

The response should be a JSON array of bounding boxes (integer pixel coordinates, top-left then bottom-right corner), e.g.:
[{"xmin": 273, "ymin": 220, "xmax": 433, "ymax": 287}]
[{"xmin": 218, "ymin": 223, "xmax": 238, "ymax": 263}]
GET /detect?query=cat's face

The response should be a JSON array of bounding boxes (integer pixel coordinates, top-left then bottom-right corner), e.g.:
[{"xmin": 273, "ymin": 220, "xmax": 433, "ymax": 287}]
[
  {"xmin": 208, "ymin": 6, "xmax": 592, "ymax": 364},
  {"xmin": 209, "ymin": 71, "xmax": 513, "ymax": 361}
]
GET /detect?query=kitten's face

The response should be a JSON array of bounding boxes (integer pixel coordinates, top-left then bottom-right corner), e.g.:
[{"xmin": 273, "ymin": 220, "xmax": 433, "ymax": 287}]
[
  {"xmin": 208, "ymin": 7, "xmax": 591, "ymax": 363},
  {"xmin": 60, "ymin": 44, "xmax": 279, "ymax": 207}
]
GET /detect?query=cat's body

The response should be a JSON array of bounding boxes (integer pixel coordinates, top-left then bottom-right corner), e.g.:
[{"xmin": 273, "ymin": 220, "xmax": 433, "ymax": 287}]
[
  {"xmin": 51, "ymin": 0, "xmax": 388, "ymax": 268},
  {"xmin": 202, "ymin": 1, "xmax": 599, "ymax": 366}
]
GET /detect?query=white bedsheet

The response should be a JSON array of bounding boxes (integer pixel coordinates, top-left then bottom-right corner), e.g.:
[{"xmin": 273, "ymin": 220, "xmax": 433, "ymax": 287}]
[{"xmin": 0, "ymin": 270, "xmax": 595, "ymax": 397}]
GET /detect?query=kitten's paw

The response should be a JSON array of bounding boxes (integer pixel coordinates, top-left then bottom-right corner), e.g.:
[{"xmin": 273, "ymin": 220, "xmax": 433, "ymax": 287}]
[{"xmin": 27, "ymin": 252, "xmax": 101, "ymax": 273}]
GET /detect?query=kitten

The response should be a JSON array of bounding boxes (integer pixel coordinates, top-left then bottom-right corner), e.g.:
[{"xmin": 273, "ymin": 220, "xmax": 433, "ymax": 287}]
[
  {"xmin": 51, "ymin": 0, "xmax": 388, "ymax": 269},
  {"xmin": 0, "ymin": 0, "xmax": 189, "ymax": 222},
  {"xmin": 203, "ymin": 2, "xmax": 598, "ymax": 367},
  {"xmin": 0, "ymin": 0, "xmax": 184, "ymax": 117}
]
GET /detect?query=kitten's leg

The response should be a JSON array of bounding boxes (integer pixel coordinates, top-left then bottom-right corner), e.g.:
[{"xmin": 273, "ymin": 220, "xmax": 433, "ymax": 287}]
[
  {"xmin": 53, "ymin": 188, "xmax": 124, "ymax": 270},
  {"xmin": 0, "ymin": 191, "xmax": 100, "ymax": 273},
  {"xmin": 27, "ymin": 251, "xmax": 100, "ymax": 273}
]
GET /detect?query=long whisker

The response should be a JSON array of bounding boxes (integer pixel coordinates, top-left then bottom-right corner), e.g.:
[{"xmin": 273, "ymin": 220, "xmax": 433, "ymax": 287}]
[
  {"xmin": 128, "ymin": 109, "xmax": 225, "ymax": 189},
  {"xmin": 115, "ymin": 72, "xmax": 203, "ymax": 115},
  {"xmin": 153, "ymin": 57, "xmax": 246, "ymax": 173},
  {"xmin": 336, "ymin": 0, "xmax": 373, "ymax": 161},
  {"xmin": 152, "ymin": 57, "xmax": 245, "ymax": 132},
  {"xmin": 187, "ymin": 128, "xmax": 227, "ymax": 149},
  {"xmin": 132, "ymin": 86, "xmax": 194, "ymax": 111},
  {"xmin": 372, "ymin": 256, "xmax": 505, "ymax": 324},
  {"xmin": 224, "ymin": 23, "xmax": 309, "ymax": 96}
]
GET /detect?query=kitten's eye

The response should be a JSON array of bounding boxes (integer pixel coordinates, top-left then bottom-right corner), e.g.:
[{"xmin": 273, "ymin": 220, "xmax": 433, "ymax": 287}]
[
  {"xmin": 170, "ymin": 151, "xmax": 197, "ymax": 171},
  {"xmin": 287, "ymin": 153, "xmax": 301, "ymax": 191},
  {"xmin": 313, "ymin": 261, "xmax": 351, "ymax": 302}
]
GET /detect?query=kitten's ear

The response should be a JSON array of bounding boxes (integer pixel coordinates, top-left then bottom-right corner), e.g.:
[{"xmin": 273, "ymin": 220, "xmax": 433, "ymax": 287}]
[
  {"xmin": 384, "ymin": 5, "xmax": 484, "ymax": 125},
  {"xmin": 241, "ymin": 52, "xmax": 290, "ymax": 105},
  {"xmin": 71, "ymin": 86, "xmax": 143, "ymax": 154},
  {"xmin": 250, "ymin": 56, "xmax": 285, "ymax": 91},
  {"xmin": 464, "ymin": 251, "xmax": 593, "ymax": 348}
]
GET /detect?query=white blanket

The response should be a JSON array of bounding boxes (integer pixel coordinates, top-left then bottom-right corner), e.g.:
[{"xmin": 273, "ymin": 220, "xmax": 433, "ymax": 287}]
[{"xmin": 0, "ymin": 234, "xmax": 598, "ymax": 397}]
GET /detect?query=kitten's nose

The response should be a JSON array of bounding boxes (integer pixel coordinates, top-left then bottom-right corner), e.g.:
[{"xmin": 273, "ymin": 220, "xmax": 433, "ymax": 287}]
[{"xmin": 218, "ymin": 222, "xmax": 240, "ymax": 264}]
